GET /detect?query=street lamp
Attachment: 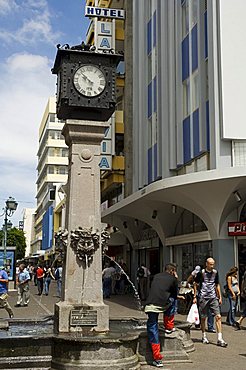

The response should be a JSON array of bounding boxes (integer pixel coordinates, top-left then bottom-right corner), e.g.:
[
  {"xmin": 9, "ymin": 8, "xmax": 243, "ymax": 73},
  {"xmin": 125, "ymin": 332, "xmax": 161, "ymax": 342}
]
[{"xmin": 1, "ymin": 197, "xmax": 18, "ymax": 267}]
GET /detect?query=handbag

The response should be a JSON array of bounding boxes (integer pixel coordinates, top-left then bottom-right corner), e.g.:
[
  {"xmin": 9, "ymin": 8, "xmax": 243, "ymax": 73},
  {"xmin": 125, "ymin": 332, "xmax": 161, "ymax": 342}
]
[
  {"xmin": 187, "ymin": 303, "xmax": 200, "ymax": 325},
  {"xmin": 222, "ymin": 284, "xmax": 229, "ymax": 298}
]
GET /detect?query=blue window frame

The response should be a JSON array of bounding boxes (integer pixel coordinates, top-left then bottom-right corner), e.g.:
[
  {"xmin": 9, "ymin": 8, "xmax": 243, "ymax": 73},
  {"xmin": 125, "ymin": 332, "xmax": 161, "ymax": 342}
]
[
  {"xmin": 192, "ymin": 25, "xmax": 198, "ymax": 71},
  {"xmin": 147, "ymin": 19, "xmax": 152, "ymax": 55},
  {"xmin": 183, "ymin": 116, "xmax": 191, "ymax": 163},
  {"xmin": 182, "ymin": 35, "xmax": 190, "ymax": 81},
  {"xmin": 148, "ymin": 146, "xmax": 153, "ymax": 184},
  {"xmin": 193, "ymin": 109, "xmax": 199, "ymax": 156},
  {"xmin": 153, "ymin": 11, "xmax": 157, "ymax": 47},
  {"xmin": 148, "ymin": 81, "xmax": 152, "ymax": 118}
]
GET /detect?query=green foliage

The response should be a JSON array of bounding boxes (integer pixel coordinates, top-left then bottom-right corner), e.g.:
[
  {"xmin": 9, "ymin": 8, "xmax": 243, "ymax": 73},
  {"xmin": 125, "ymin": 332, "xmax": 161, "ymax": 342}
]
[{"xmin": 0, "ymin": 228, "xmax": 26, "ymax": 260}]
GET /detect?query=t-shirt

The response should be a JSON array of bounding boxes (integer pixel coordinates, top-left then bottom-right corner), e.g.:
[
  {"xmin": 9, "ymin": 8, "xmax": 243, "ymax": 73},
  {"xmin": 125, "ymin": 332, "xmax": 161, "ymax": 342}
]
[
  {"xmin": 195, "ymin": 269, "xmax": 219, "ymax": 299},
  {"xmin": 102, "ymin": 266, "xmax": 115, "ymax": 279},
  {"xmin": 0, "ymin": 270, "xmax": 9, "ymax": 294},
  {"xmin": 145, "ymin": 271, "xmax": 178, "ymax": 307},
  {"xmin": 37, "ymin": 267, "xmax": 44, "ymax": 279}
]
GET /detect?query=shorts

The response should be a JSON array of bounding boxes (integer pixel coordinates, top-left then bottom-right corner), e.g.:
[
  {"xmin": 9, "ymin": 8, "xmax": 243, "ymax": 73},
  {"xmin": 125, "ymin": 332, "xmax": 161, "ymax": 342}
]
[{"xmin": 199, "ymin": 297, "xmax": 220, "ymax": 318}]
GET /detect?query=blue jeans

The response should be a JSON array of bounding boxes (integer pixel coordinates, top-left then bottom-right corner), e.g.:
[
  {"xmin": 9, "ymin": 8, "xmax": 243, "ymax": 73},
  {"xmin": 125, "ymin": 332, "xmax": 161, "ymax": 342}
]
[
  {"xmin": 103, "ymin": 277, "xmax": 112, "ymax": 298},
  {"xmin": 57, "ymin": 279, "xmax": 62, "ymax": 298},
  {"xmin": 207, "ymin": 309, "xmax": 215, "ymax": 330},
  {"xmin": 147, "ymin": 299, "xmax": 176, "ymax": 344},
  {"xmin": 227, "ymin": 294, "xmax": 238, "ymax": 325},
  {"xmin": 44, "ymin": 277, "xmax": 51, "ymax": 295}
]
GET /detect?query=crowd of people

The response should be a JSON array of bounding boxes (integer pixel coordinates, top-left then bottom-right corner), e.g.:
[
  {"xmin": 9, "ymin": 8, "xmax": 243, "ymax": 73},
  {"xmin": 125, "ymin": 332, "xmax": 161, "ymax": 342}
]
[
  {"xmin": 0, "ymin": 262, "xmax": 63, "ymax": 317},
  {"xmin": 1, "ymin": 255, "xmax": 246, "ymax": 368}
]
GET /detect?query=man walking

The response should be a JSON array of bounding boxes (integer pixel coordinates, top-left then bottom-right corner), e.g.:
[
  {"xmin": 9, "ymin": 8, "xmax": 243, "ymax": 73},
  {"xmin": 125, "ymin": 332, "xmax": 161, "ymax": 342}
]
[
  {"xmin": 0, "ymin": 265, "xmax": 13, "ymax": 318},
  {"xmin": 193, "ymin": 257, "xmax": 227, "ymax": 347},
  {"xmin": 144, "ymin": 263, "xmax": 178, "ymax": 368},
  {"xmin": 15, "ymin": 264, "xmax": 30, "ymax": 307}
]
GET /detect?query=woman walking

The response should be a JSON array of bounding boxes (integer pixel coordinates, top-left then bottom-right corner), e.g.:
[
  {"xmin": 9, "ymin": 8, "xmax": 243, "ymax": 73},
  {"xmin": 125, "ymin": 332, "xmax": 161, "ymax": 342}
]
[
  {"xmin": 44, "ymin": 265, "xmax": 55, "ymax": 296},
  {"xmin": 225, "ymin": 266, "xmax": 240, "ymax": 326}
]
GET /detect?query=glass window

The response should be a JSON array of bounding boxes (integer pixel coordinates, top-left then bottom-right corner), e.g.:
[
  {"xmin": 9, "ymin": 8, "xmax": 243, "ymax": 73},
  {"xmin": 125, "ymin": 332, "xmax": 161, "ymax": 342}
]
[
  {"xmin": 182, "ymin": 0, "xmax": 189, "ymax": 38},
  {"xmin": 192, "ymin": 72, "xmax": 199, "ymax": 111},
  {"xmin": 62, "ymin": 148, "xmax": 68, "ymax": 157},
  {"xmin": 183, "ymin": 78, "xmax": 190, "ymax": 118},
  {"xmin": 48, "ymin": 166, "xmax": 54, "ymax": 174},
  {"xmin": 191, "ymin": 0, "xmax": 198, "ymax": 28},
  {"xmin": 49, "ymin": 113, "xmax": 55, "ymax": 122}
]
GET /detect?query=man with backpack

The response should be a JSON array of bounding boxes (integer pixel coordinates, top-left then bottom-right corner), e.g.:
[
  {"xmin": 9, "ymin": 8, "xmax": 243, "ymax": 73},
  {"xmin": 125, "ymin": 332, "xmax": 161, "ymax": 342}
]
[{"xmin": 193, "ymin": 257, "xmax": 228, "ymax": 347}]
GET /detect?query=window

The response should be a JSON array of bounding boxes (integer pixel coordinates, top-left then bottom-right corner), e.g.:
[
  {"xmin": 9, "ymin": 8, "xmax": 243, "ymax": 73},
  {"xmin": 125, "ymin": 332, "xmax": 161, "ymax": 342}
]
[
  {"xmin": 183, "ymin": 78, "xmax": 190, "ymax": 117},
  {"xmin": 192, "ymin": 72, "xmax": 199, "ymax": 111},
  {"xmin": 48, "ymin": 166, "xmax": 54, "ymax": 174},
  {"xmin": 191, "ymin": 0, "xmax": 198, "ymax": 28},
  {"xmin": 182, "ymin": 0, "xmax": 189, "ymax": 38}
]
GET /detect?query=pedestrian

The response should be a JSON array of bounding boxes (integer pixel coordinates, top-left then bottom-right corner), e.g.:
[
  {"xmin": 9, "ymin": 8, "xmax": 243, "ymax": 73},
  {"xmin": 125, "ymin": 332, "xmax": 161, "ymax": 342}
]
[
  {"xmin": 33, "ymin": 264, "xmax": 38, "ymax": 286},
  {"xmin": 193, "ymin": 257, "xmax": 227, "ymax": 347},
  {"xmin": 235, "ymin": 270, "xmax": 246, "ymax": 329},
  {"xmin": 55, "ymin": 264, "xmax": 63, "ymax": 298},
  {"xmin": 44, "ymin": 264, "xmax": 55, "ymax": 296},
  {"xmin": 225, "ymin": 266, "xmax": 240, "ymax": 327},
  {"xmin": 137, "ymin": 263, "xmax": 151, "ymax": 301},
  {"xmin": 0, "ymin": 265, "xmax": 14, "ymax": 318},
  {"xmin": 15, "ymin": 263, "xmax": 30, "ymax": 307},
  {"xmin": 102, "ymin": 261, "xmax": 115, "ymax": 299},
  {"xmin": 144, "ymin": 263, "xmax": 178, "ymax": 368},
  {"xmin": 36, "ymin": 263, "xmax": 45, "ymax": 295},
  {"xmin": 187, "ymin": 265, "xmax": 215, "ymax": 332}
]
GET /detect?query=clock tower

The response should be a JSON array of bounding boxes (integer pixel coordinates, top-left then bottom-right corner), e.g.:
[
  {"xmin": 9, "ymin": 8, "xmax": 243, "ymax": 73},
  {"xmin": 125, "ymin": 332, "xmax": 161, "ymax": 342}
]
[{"xmin": 52, "ymin": 46, "xmax": 123, "ymax": 121}]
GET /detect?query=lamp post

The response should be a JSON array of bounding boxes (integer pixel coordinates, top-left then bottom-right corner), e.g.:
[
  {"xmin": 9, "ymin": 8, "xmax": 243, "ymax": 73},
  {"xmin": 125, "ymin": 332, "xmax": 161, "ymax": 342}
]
[{"xmin": 2, "ymin": 197, "xmax": 18, "ymax": 267}]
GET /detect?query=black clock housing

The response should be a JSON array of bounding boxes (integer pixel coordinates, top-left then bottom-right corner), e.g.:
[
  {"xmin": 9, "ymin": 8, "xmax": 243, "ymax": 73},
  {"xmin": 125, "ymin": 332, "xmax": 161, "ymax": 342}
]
[{"xmin": 52, "ymin": 49, "xmax": 123, "ymax": 121}]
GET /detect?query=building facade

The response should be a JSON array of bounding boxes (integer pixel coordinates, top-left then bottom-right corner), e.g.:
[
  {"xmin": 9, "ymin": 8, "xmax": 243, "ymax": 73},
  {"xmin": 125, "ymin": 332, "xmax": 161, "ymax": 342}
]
[
  {"xmin": 102, "ymin": 0, "xmax": 246, "ymax": 300},
  {"xmin": 31, "ymin": 97, "xmax": 68, "ymax": 258}
]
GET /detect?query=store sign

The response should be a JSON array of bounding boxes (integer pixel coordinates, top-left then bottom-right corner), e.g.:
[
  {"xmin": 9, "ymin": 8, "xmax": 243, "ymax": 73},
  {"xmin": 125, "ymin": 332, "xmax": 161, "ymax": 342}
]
[
  {"xmin": 228, "ymin": 222, "xmax": 246, "ymax": 236},
  {"xmin": 85, "ymin": 6, "xmax": 125, "ymax": 19}
]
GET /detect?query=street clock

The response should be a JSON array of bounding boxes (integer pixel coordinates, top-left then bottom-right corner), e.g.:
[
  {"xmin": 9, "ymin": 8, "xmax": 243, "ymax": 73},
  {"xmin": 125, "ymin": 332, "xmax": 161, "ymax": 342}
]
[{"xmin": 52, "ymin": 47, "xmax": 123, "ymax": 121}]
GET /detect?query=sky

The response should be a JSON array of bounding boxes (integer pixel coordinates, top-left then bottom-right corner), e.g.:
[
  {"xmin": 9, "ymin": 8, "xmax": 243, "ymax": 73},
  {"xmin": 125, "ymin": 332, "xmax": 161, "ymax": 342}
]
[{"xmin": 0, "ymin": 0, "xmax": 89, "ymax": 227}]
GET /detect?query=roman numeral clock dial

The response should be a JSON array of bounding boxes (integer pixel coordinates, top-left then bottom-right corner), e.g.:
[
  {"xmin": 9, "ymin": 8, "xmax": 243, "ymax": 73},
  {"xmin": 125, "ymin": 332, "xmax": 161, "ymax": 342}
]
[{"xmin": 73, "ymin": 65, "xmax": 106, "ymax": 97}]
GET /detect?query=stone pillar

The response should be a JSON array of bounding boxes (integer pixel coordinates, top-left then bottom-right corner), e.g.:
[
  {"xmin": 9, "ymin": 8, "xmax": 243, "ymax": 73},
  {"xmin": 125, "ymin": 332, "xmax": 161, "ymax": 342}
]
[{"xmin": 54, "ymin": 119, "xmax": 109, "ymax": 333}]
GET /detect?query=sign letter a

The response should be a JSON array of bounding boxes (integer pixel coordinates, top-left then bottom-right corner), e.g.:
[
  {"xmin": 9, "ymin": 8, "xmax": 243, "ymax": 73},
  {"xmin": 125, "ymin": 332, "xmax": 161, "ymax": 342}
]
[{"xmin": 100, "ymin": 38, "xmax": 111, "ymax": 48}]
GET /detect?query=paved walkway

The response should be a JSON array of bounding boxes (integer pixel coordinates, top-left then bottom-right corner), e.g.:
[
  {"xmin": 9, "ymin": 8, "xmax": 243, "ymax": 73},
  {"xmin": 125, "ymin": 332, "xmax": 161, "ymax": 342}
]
[{"xmin": 1, "ymin": 281, "xmax": 245, "ymax": 369}]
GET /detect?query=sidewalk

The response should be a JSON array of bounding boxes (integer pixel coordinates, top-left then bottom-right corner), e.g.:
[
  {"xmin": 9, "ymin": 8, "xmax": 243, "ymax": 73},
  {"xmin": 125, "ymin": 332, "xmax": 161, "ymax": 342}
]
[{"xmin": 1, "ymin": 282, "xmax": 245, "ymax": 369}]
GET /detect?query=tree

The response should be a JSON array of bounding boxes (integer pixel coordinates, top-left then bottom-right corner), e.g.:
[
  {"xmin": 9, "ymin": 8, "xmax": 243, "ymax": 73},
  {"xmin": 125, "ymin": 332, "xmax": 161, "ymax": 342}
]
[{"xmin": 0, "ymin": 228, "xmax": 26, "ymax": 260}]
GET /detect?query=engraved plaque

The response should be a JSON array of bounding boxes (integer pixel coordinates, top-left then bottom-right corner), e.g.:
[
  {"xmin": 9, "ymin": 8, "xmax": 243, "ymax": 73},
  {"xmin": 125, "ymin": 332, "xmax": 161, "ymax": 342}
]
[{"xmin": 70, "ymin": 308, "xmax": 97, "ymax": 326}]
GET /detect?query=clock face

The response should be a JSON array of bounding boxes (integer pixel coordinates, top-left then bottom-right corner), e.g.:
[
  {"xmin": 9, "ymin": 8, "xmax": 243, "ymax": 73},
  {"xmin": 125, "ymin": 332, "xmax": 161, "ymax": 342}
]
[{"xmin": 73, "ymin": 65, "xmax": 106, "ymax": 97}]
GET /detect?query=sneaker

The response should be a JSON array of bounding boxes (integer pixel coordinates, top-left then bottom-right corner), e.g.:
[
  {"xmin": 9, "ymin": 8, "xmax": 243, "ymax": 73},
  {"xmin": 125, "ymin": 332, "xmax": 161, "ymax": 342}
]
[
  {"xmin": 207, "ymin": 329, "xmax": 216, "ymax": 333},
  {"xmin": 165, "ymin": 328, "xmax": 176, "ymax": 334},
  {"xmin": 235, "ymin": 322, "xmax": 241, "ymax": 330},
  {"xmin": 9, "ymin": 313, "xmax": 14, "ymax": 318},
  {"xmin": 14, "ymin": 304, "xmax": 20, "ymax": 307},
  {"xmin": 217, "ymin": 339, "xmax": 228, "ymax": 347},
  {"xmin": 202, "ymin": 337, "xmax": 210, "ymax": 344},
  {"xmin": 152, "ymin": 360, "xmax": 163, "ymax": 367}
]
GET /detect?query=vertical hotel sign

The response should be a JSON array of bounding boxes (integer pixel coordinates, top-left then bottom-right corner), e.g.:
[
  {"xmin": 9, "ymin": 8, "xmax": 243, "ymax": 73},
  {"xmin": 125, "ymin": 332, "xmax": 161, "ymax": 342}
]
[{"xmin": 85, "ymin": 6, "xmax": 125, "ymax": 170}]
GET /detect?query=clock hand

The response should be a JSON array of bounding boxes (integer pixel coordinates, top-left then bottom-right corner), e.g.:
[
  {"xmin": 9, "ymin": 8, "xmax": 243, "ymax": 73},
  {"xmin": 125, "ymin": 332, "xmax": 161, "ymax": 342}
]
[{"xmin": 81, "ymin": 73, "xmax": 93, "ymax": 85}]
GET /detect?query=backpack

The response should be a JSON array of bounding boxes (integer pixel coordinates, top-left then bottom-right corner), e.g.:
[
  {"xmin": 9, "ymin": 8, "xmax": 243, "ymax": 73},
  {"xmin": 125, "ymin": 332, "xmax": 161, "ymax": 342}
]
[
  {"xmin": 137, "ymin": 267, "xmax": 144, "ymax": 278},
  {"xmin": 55, "ymin": 268, "xmax": 61, "ymax": 280}
]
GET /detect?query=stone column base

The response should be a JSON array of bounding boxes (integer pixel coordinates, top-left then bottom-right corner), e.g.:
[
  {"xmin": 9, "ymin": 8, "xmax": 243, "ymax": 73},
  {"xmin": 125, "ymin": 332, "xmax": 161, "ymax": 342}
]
[{"xmin": 54, "ymin": 301, "xmax": 109, "ymax": 334}]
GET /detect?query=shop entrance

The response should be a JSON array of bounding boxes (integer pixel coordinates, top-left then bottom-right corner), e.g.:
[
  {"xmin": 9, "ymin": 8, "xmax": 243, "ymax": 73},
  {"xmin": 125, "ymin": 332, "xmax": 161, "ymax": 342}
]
[{"xmin": 238, "ymin": 242, "xmax": 246, "ymax": 284}]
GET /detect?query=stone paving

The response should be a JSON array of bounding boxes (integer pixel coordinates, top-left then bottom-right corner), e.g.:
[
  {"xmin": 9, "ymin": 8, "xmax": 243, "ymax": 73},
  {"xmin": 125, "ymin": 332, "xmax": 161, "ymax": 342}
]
[{"xmin": 1, "ymin": 280, "xmax": 245, "ymax": 369}]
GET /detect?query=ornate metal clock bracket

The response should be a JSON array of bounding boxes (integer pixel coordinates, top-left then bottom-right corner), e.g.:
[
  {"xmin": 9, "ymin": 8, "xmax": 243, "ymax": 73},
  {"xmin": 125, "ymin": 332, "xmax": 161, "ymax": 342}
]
[{"xmin": 54, "ymin": 229, "xmax": 69, "ymax": 261}]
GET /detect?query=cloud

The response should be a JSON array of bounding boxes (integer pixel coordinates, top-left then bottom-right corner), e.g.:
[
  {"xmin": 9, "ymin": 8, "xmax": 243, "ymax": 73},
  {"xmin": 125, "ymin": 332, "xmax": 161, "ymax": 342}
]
[
  {"xmin": 0, "ymin": 52, "xmax": 56, "ymax": 223},
  {"xmin": 0, "ymin": 0, "xmax": 61, "ymax": 46},
  {"xmin": 0, "ymin": 0, "xmax": 18, "ymax": 15}
]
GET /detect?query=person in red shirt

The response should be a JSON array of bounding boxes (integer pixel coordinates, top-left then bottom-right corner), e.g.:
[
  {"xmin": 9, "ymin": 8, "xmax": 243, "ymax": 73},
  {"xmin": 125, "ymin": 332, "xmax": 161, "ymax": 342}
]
[{"xmin": 36, "ymin": 264, "xmax": 45, "ymax": 295}]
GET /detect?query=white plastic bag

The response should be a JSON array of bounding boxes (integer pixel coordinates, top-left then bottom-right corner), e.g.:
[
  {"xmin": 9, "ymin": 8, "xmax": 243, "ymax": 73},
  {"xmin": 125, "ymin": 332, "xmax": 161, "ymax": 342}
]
[{"xmin": 187, "ymin": 303, "xmax": 200, "ymax": 325}]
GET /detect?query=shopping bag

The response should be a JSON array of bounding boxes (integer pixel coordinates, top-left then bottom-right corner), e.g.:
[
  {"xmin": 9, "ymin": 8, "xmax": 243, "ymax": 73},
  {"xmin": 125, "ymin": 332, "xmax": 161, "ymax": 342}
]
[{"xmin": 187, "ymin": 303, "xmax": 200, "ymax": 325}]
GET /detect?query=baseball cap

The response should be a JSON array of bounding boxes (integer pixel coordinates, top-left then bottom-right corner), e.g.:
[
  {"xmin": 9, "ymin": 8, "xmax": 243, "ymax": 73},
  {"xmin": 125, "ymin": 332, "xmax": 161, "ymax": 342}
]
[{"xmin": 194, "ymin": 265, "xmax": 201, "ymax": 273}]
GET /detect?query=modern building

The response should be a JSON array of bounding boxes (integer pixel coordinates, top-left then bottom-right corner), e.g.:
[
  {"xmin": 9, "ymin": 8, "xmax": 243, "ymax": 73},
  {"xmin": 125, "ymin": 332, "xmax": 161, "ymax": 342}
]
[
  {"xmin": 22, "ymin": 208, "xmax": 36, "ymax": 257},
  {"xmin": 102, "ymin": 0, "xmax": 246, "ymax": 298},
  {"xmin": 86, "ymin": 0, "xmax": 128, "ymax": 261},
  {"xmin": 31, "ymin": 97, "xmax": 68, "ymax": 258}
]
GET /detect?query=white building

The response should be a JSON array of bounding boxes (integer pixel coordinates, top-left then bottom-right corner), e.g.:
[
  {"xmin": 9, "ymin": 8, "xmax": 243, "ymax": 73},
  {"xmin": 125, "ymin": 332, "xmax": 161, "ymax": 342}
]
[{"xmin": 102, "ymin": 0, "xmax": 246, "ymax": 299}]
